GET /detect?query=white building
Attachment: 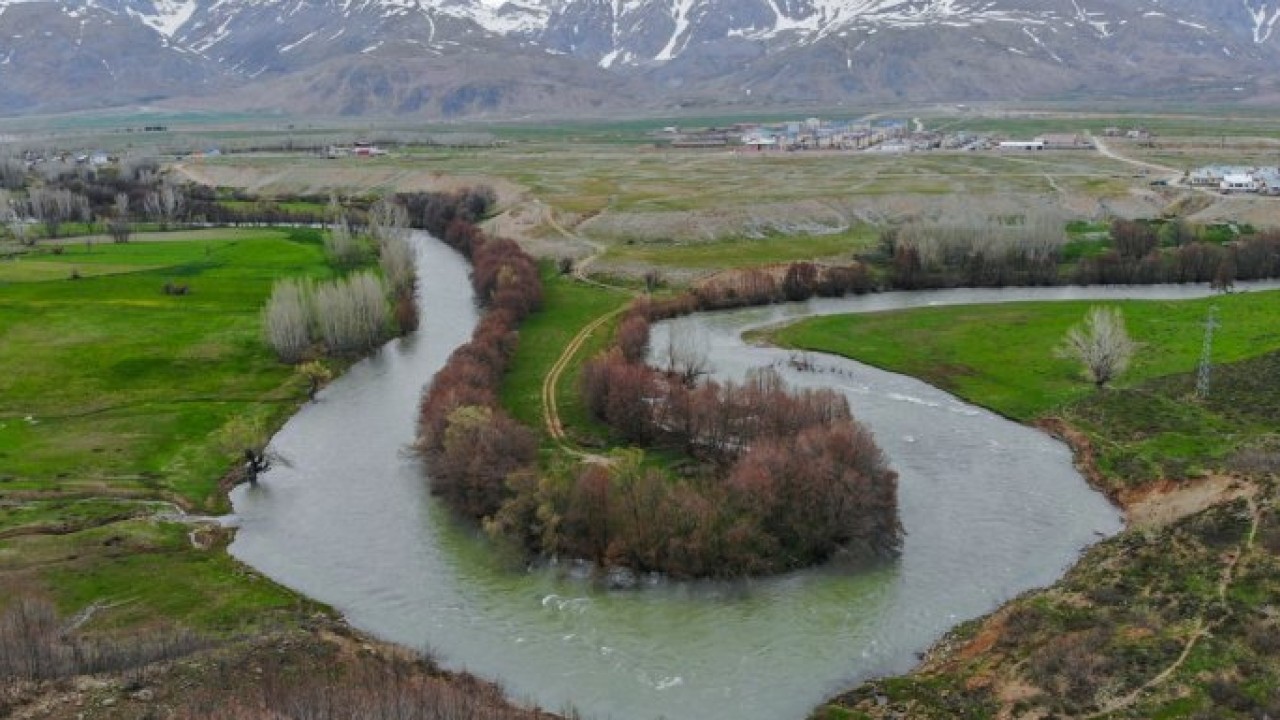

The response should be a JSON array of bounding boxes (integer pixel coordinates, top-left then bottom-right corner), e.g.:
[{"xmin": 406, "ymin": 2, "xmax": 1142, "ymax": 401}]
[{"xmin": 1220, "ymin": 174, "xmax": 1260, "ymax": 193}]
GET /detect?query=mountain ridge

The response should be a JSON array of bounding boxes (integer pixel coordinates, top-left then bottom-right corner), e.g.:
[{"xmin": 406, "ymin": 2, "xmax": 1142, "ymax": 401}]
[{"xmin": 1, "ymin": 0, "xmax": 1278, "ymax": 116}]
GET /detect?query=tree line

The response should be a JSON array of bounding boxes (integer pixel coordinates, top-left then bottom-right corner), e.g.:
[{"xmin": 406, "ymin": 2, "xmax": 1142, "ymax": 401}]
[{"xmin": 878, "ymin": 216, "xmax": 1280, "ymax": 290}]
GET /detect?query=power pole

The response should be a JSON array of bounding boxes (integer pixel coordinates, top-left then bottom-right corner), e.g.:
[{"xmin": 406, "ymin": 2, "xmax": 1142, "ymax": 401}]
[{"xmin": 1196, "ymin": 305, "xmax": 1219, "ymax": 400}]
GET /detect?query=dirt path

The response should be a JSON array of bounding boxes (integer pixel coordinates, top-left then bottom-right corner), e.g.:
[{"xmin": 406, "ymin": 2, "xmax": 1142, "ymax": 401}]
[
  {"xmin": 1087, "ymin": 132, "xmax": 1179, "ymax": 177},
  {"xmin": 537, "ymin": 205, "xmax": 634, "ymax": 457}
]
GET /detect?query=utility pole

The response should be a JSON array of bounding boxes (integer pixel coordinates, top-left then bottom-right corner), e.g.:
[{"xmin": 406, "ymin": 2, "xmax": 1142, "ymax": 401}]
[{"xmin": 1196, "ymin": 305, "xmax": 1219, "ymax": 400}]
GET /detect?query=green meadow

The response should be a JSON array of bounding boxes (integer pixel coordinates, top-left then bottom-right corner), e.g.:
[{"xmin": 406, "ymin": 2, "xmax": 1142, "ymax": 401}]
[
  {"xmin": 0, "ymin": 229, "xmax": 342, "ymax": 629},
  {"xmin": 769, "ymin": 290, "xmax": 1280, "ymax": 487}
]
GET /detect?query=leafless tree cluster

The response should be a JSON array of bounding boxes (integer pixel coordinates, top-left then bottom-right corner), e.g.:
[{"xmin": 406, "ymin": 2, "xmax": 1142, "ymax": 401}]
[
  {"xmin": 107, "ymin": 192, "xmax": 131, "ymax": 244},
  {"xmin": 566, "ymin": 311, "xmax": 901, "ymax": 576},
  {"xmin": 0, "ymin": 154, "xmax": 25, "ymax": 190},
  {"xmin": 263, "ymin": 278, "xmax": 315, "ymax": 363},
  {"xmin": 1074, "ymin": 228, "xmax": 1280, "ymax": 286},
  {"xmin": 324, "ymin": 214, "xmax": 364, "ymax": 267},
  {"xmin": 1, "ymin": 191, "xmax": 29, "ymax": 245},
  {"xmin": 367, "ymin": 196, "xmax": 421, "ymax": 333},
  {"xmin": 142, "ymin": 179, "xmax": 186, "ymax": 230},
  {"xmin": 886, "ymin": 213, "xmax": 1067, "ymax": 288},
  {"xmin": 368, "ymin": 196, "xmax": 412, "ymax": 246},
  {"xmin": 415, "ymin": 190, "xmax": 542, "ymax": 522},
  {"xmin": 313, "ymin": 272, "xmax": 390, "ymax": 355},
  {"xmin": 0, "ymin": 597, "xmax": 209, "ymax": 682},
  {"xmin": 26, "ymin": 186, "xmax": 90, "ymax": 239},
  {"xmin": 263, "ymin": 272, "xmax": 391, "ymax": 362},
  {"xmin": 400, "ymin": 188, "xmax": 496, "ymax": 239}
]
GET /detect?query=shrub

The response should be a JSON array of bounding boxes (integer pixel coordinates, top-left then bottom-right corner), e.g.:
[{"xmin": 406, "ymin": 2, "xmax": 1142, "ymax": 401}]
[
  {"xmin": 325, "ymin": 215, "xmax": 364, "ymax": 267},
  {"xmin": 313, "ymin": 271, "xmax": 388, "ymax": 355},
  {"xmin": 0, "ymin": 596, "xmax": 209, "ymax": 682},
  {"xmin": 263, "ymin": 278, "xmax": 314, "ymax": 363}
]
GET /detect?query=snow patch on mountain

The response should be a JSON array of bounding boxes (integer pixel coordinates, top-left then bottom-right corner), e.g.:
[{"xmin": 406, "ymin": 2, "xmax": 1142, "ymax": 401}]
[{"xmin": 1244, "ymin": 0, "xmax": 1280, "ymax": 42}]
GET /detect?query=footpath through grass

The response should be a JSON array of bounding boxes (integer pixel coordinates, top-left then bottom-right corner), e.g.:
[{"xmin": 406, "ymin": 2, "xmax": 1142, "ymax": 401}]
[
  {"xmin": 0, "ymin": 229, "xmax": 339, "ymax": 632},
  {"xmin": 499, "ymin": 265, "xmax": 630, "ymax": 448},
  {"xmin": 770, "ymin": 290, "xmax": 1280, "ymax": 488}
]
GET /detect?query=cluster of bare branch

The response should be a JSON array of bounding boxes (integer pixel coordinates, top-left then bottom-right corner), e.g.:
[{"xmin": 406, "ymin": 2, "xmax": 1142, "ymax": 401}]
[
  {"xmin": 0, "ymin": 597, "xmax": 209, "ymax": 682},
  {"xmin": 263, "ymin": 272, "xmax": 390, "ymax": 362}
]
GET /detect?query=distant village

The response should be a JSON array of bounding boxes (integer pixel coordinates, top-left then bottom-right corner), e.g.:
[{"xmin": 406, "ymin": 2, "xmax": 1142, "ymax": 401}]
[
  {"xmin": 653, "ymin": 119, "xmax": 1279, "ymax": 197},
  {"xmin": 651, "ymin": 118, "xmax": 1142, "ymax": 153}
]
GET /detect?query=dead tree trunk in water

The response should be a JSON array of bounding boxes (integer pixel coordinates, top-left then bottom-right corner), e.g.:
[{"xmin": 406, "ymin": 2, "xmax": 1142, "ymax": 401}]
[{"xmin": 243, "ymin": 448, "xmax": 270, "ymax": 485}]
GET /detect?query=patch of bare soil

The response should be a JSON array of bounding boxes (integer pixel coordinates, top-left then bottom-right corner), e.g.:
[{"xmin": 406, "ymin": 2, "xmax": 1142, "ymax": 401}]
[{"xmin": 1122, "ymin": 474, "xmax": 1256, "ymax": 529}]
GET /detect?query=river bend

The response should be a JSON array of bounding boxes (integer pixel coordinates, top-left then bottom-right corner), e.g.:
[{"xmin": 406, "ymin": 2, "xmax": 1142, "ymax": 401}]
[{"xmin": 232, "ymin": 234, "xmax": 1272, "ymax": 720}]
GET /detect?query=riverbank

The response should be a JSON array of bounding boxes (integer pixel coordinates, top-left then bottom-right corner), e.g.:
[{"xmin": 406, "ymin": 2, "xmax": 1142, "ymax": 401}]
[
  {"xmin": 0, "ymin": 229, "xmax": 557, "ymax": 720},
  {"xmin": 764, "ymin": 295, "xmax": 1280, "ymax": 718}
]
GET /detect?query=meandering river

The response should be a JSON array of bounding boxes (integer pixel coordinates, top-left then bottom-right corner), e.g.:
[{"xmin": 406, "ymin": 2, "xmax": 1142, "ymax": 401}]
[{"xmin": 230, "ymin": 234, "xmax": 1269, "ymax": 720}]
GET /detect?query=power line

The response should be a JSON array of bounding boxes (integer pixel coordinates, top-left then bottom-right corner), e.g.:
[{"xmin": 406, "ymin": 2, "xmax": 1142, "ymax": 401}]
[{"xmin": 1196, "ymin": 305, "xmax": 1219, "ymax": 400}]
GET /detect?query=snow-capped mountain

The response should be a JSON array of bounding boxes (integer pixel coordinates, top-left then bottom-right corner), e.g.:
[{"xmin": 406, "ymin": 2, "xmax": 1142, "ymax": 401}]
[{"xmin": 1, "ymin": 0, "xmax": 1278, "ymax": 115}]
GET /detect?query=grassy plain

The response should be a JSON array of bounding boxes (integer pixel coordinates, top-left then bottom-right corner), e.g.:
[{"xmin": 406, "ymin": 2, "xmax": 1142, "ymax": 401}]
[{"xmin": 0, "ymin": 229, "xmax": 339, "ymax": 632}]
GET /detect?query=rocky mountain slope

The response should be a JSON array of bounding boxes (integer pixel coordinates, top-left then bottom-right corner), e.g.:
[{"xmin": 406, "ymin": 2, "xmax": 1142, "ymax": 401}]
[{"xmin": 1, "ymin": 0, "xmax": 1278, "ymax": 116}]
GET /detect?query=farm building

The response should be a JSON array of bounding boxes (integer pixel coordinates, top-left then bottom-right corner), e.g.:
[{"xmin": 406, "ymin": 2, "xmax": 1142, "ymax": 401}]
[
  {"xmin": 741, "ymin": 131, "xmax": 779, "ymax": 150},
  {"xmin": 1189, "ymin": 165, "xmax": 1250, "ymax": 187},
  {"xmin": 999, "ymin": 140, "xmax": 1045, "ymax": 151},
  {"xmin": 1220, "ymin": 174, "xmax": 1260, "ymax": 193}
]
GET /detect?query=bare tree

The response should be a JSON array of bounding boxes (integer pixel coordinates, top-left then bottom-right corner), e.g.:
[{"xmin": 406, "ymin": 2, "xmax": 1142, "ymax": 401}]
[
  {"xmin": 1056, "ymin": 306, "xmax": 1137, "ymax": 388},
  {"xmin": 379, "ymin": 234, "xmax": 417, "ymax": 297},
  {"xmin": 664, "ymin": 317, "xmax": 710, "ymax": 385},
  {"xmin": 263, "ymin": 278, "xmax": 314, "ymax": 363},
  {"xmin": 1, "ymin": 191, "xmax": 29, "ymax": 245},
  {"xmin": 27, "ymin": 187, "xmax": 87, "ymax": 239},
  {"xmin": 143, "ymin": 179, "xmax": 185, "ymax": 230},
  {"xmin": 368, "ymin": 196, "xmax": 410, "ymax": 246},
  {"xmin": 312, "ymin": 271, "xmax": 388, "ymax": 354},
  {"xmin": 107, "ymin": 192, "xmax": 131, "ymax": 244},
  {"xmin": 324, "ymin": 214, "xmax": 363, "ymax": 267}
]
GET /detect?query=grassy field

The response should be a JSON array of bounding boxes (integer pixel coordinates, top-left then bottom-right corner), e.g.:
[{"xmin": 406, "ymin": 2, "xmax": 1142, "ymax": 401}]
[
  {"xmin": 499, "ymin": 266, "xmax": 631, "ymax": 445},
  {"xmin": 0, "ymin": 229, "xmax": 343, "ymax": 632},
  {"xmin": 769, "ymin": 289, "xmax": 1280, "ymax": 488}
]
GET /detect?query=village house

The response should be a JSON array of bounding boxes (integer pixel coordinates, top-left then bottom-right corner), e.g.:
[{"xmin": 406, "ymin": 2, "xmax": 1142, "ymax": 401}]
[
  {"xmin": 1188, "ymin": 165, "xmax": 1248, "ymax": 187},
  {"xmin": 1256, "ymin": 168, "xmax": 1280, "ymax": 196},
  {"xmin": 1220, "ymin": 173, "xmax": 1260, "ymax": 193}
]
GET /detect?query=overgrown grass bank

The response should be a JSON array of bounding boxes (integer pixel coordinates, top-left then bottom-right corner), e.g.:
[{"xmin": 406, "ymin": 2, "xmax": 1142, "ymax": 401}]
[{"xmin": 0, "ymin": 229, "xmax": 341, "ymax": 631}]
